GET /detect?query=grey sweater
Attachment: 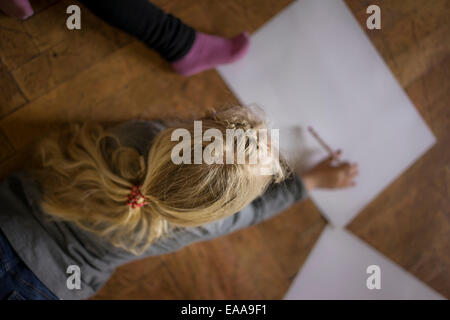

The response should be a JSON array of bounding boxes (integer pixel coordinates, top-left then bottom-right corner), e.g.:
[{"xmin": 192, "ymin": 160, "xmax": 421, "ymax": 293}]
[{"xmin": 0, "ymin": 120, "xmax": 308, "ymax": 300}]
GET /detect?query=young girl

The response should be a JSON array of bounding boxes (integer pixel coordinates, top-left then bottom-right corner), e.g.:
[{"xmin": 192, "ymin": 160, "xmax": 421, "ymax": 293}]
[{"xmin": 0, "ymin": 106, "xmax": 358, "ymax": 300}]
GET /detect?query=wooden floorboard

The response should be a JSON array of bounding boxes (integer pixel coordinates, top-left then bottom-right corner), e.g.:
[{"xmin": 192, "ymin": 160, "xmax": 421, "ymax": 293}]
[
  {"xmin": 13, "ymin": 0, "xmax": 132, "ymax": 100},
  {"xmin": 0, "ymin": 60, "xmax": 27, "ymax": 117}
]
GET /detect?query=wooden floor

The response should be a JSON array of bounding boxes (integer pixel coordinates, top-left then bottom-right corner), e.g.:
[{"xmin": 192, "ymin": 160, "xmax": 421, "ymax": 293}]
[{"xmin": 0, "ymin": 0, "xmax": 448, "ymax": 299}]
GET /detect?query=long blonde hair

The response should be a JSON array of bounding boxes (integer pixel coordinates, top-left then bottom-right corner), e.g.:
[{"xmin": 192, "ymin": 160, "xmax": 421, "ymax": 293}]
[{"xmin": 33, "ymin": 106, "xmax": 288, "ymax": 254}]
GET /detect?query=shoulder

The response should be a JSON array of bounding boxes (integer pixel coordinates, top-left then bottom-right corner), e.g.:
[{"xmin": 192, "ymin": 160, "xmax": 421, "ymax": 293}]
[{"xmin": 108, "ymin": 119, "xmax": 167, "ymax": 155}]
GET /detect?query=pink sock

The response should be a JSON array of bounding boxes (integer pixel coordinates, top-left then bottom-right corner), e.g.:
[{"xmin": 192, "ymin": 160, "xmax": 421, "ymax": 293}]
[
  {"xmin": 172, "ymin": 31, "xmax": 250, "ymax": 76},
  {"xmin": 0, "ymin": 0, "xmax": 34, "ymax": 20}
]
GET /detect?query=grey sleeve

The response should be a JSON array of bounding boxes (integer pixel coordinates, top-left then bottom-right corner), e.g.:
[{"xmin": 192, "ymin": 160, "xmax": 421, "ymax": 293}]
[
  {"xmin": 201, "ymin": 173, "xmax": 308, "ymax": 236},
  {"xmin": 142, "ymin": 174, "xmax": 308, "ymax": 257}
]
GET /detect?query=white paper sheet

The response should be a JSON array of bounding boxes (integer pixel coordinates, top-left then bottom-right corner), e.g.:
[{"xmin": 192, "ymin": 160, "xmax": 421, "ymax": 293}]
[
  {"xmin": 283, "ymin": 226, "xmax": 443, "ymax": 299},
  {"xmin": 217, "ymin": 0, "xmax": 436, "ymax": 227}
]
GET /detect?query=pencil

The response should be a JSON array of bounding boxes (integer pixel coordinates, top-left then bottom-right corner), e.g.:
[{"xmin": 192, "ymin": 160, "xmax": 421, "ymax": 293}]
[{"xmin": 307, "ymin": 126, "xmax": 338, "ymax": 158}]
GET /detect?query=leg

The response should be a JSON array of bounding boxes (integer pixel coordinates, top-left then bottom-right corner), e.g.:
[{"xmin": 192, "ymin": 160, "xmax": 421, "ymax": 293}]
[
  {"xmin": 80, "ymin": 0, "xmax": 195, "ymax": 62},
  {"xmin": 80, "ymin": 0, "xmax": 249, "ymax": 76}
]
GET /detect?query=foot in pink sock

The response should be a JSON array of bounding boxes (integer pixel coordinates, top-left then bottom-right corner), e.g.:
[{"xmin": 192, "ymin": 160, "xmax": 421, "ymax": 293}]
[
  {"xmin": 0, "ymin": 0, "xmax": 34, "ymax": 20},
  {"xmin": 172, "ymin": 31, "xmax": 250, "ymax": 76}
]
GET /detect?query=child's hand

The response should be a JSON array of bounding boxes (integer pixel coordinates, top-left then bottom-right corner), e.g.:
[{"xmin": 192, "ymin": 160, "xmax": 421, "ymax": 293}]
[{"xmin": 301, "ymin": 151, "xmax": 359, "ymax": 191}]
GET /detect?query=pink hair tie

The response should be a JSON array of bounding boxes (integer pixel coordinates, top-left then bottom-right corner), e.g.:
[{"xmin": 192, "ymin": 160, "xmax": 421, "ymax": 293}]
[{"xmin": 126, "ymin": 185, "xmax": 148, "ymax": 209}]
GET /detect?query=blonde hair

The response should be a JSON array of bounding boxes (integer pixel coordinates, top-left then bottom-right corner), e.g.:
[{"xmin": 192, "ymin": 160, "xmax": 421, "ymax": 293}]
[{"xmin": 33, "ymin": 106, "xmax": 288, "ymax": 254}]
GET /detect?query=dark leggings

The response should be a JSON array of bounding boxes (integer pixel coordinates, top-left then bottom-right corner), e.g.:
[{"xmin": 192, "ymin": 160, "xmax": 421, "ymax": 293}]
[{"xmin": 79, "ymin": 0, "xmax": 196, "ymax": 62}]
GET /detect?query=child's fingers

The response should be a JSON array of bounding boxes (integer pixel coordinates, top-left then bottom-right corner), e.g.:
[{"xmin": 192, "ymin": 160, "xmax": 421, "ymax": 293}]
[
  {"xmin": 337, "ymin": 161, "xmax": 351, "ymax": 168},
  {"xmin": 348, "ymin": 163, "xmax": 359, "ymax": 177},
  {"xmin": 332, "ymin": 149, "xmax": 342, "ymax": 160},
  {"xmin": 324, "ymin": 149, "xmax": 342, "ymax": 163},
  {"xmin": 345, "ymin": 164, "xmax": 358, "ymax": 187},
  {"xmin": 339, "ymin": 179, "xmax": 356, "ymax": 188}
]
